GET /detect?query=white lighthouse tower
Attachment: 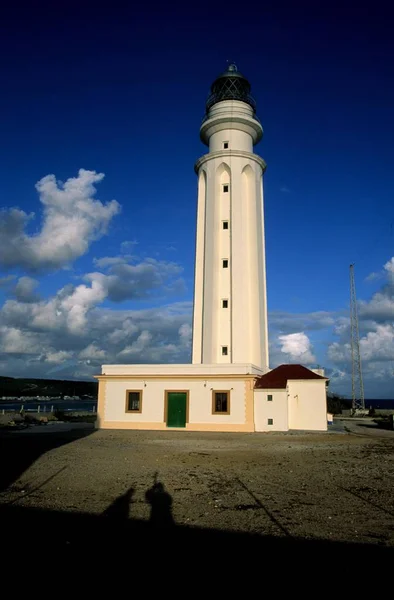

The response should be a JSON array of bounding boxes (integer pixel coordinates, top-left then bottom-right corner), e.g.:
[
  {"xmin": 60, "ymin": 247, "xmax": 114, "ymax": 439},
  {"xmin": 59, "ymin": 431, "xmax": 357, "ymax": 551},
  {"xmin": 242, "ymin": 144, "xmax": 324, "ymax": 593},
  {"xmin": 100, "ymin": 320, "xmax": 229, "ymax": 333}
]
[
  {"xmin": 192, "ymin": 64, "xmax": 269, "ymax": 371},
  {"xmin": 98, "ymin": 64, "xmax": 329, "ymax": 433}
]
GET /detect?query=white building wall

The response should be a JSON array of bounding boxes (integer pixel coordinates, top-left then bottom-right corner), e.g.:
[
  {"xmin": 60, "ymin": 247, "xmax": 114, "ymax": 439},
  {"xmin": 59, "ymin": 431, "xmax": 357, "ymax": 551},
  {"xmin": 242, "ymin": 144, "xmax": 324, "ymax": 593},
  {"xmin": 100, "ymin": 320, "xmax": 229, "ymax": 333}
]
[
  {"xmin": 287, "ymin": 380, "xmax": 327, "ymax": 431},
  {"xmin": 103, "ymin": 378, "xmax": 248, "ymax": 426},
  {"xmin": 210, "ymin": 128, "xmax": 253, "ymax": 153},
  {"xmin": 254, "ymin": 389, "xmax": 288, "ymax": 431},
  {"xmin": 101, "ymin": 364, "xmax": 264, "ymax": 376}
]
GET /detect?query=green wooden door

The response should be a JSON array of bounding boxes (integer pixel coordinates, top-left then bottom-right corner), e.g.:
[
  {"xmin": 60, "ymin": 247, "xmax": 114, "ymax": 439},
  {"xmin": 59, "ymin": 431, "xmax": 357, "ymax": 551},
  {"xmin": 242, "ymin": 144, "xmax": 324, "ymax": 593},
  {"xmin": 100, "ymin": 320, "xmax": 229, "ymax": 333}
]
[{"xmin": 167, "ymin": 392, "xmax": 187, "ymax": 428}]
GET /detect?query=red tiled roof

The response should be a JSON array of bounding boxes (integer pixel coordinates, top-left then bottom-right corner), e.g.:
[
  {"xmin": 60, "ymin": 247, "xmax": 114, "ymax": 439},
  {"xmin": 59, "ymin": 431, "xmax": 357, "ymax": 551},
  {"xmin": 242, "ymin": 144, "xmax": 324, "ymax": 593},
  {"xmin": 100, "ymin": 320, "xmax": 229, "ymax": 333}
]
[{"xmin": 254, "ymin": 364, "xmax": 327, "ymax": 389}]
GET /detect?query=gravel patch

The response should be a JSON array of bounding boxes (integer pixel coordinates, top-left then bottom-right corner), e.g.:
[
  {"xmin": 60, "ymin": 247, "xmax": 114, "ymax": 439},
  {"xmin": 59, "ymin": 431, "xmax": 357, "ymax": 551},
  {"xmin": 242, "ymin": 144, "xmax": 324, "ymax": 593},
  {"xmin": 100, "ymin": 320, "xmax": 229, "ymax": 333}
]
[{"xmin": 1, "ymin": 422, "xmax": 394, "ymax": 548}]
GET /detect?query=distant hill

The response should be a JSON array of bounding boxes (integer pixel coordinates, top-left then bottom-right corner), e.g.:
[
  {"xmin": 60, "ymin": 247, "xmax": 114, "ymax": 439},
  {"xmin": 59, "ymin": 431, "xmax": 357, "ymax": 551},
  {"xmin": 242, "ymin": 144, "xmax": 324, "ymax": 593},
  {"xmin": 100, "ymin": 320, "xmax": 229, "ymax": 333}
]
[{"xmin": 0, "ymin": 376, "xmax": 98, "ymax": 398}]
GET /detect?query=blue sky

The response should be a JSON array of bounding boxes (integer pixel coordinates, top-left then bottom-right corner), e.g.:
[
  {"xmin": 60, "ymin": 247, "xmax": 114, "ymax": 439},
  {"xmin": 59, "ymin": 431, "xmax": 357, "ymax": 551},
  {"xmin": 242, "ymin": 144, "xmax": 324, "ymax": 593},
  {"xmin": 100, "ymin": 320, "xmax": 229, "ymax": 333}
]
[{"xmin": 0, "ymin": 3, "xmax": 393, "ymax": 397}]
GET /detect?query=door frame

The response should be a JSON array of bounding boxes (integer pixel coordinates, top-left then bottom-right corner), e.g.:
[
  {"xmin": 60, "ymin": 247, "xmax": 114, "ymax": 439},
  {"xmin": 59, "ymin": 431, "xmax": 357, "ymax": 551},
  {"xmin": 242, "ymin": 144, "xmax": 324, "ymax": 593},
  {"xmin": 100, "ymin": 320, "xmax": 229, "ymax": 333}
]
[{"xmin": 164, "ymin": 390, "xmax": 190, "ymax": 427}]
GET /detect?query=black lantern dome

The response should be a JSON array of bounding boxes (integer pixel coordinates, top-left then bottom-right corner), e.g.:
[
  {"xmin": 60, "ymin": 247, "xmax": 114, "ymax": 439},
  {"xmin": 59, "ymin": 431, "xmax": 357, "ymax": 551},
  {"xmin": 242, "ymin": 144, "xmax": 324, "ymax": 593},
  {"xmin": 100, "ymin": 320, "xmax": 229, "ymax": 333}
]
[{"xmin": 205, "ymin": 63, "xmax": 256, "ymax": 114}]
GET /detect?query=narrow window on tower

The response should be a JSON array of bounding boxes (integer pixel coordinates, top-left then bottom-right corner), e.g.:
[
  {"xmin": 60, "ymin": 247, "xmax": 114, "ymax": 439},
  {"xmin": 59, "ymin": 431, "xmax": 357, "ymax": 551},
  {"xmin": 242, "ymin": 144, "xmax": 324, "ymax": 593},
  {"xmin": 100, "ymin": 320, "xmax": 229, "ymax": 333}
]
[
  {"xmin": 222, "ymin": 346, "xmax": 228, "ymax": 356},
  {"xmin": 223, "ymin": 184, "xmax": 229, "ymax": 193},
  {"xmin": 268, "ymin": 418, "xmax": 274, "ymax": 425},
  {"xmin": 267, "ymin": 394, "xmax": 273, "ymax": 401},
  {"xmin": 222, "ymin": 299, "xmax": 228, "ymax": 308},
  {"xmin": 223, "ymin": 141, "xmax": 229, "ymax": 149},
  {"xmin": 222, "ymin": 221, "xmax": 229, "ymax": 230},
  {"xmin": 222, "ymin": 259, "xmax": 228, "ymax": 268}
]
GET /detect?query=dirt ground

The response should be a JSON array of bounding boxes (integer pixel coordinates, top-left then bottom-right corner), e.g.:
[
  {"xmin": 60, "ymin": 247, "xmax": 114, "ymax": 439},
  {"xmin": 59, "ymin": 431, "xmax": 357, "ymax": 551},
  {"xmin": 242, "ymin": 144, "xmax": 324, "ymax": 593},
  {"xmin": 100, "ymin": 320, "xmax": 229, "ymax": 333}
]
[{"xmin": 1, "ymin": 418, "xmax": 394, "ymax": 554}]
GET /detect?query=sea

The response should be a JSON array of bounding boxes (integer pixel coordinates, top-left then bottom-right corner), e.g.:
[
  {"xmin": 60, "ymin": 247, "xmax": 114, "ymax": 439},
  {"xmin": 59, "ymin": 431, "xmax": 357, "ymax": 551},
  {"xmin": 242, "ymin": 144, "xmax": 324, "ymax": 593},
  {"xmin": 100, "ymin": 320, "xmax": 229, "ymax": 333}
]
[
  {"xmin": 0, "ymin": 399, "xmax": 97, "ymax": 412},
  {"xmin": 362, "ymin": 399, "xmax": 394, "ymax": 410}
]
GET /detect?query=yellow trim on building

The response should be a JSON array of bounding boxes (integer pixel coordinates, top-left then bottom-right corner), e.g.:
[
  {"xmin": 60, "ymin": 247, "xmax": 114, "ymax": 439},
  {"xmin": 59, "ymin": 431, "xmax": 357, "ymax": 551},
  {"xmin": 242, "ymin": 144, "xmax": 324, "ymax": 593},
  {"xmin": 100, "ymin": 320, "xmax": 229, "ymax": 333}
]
[{"xmin": 98, "ymin": 421, "xmax": 254, "ymax": 432}]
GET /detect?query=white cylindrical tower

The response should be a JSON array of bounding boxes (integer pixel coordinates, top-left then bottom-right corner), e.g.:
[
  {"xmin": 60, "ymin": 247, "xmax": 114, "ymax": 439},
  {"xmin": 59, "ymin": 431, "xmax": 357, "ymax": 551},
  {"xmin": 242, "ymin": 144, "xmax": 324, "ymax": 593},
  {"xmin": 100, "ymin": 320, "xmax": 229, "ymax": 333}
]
[{"xmin": 192, "ymin": 64, "xmax": 269, "ymax": 370}]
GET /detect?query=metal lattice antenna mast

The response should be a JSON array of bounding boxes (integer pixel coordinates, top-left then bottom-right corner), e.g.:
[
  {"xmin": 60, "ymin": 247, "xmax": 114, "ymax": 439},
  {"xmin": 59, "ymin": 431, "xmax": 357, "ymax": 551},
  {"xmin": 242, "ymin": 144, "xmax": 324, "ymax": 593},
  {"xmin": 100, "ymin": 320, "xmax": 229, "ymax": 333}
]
[{"xmin": 350, "ymin": 264, "xmax": 365, "ymax": 411}]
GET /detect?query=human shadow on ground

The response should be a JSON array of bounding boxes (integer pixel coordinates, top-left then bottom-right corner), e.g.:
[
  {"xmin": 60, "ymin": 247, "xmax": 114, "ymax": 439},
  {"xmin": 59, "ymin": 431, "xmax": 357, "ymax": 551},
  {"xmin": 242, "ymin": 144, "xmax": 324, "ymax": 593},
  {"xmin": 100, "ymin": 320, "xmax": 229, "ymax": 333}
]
[
  {"xmin": 145, "ymin": 472, "xmax": 174, "ymax": 527},
  {"xmin": 1, "ymin": 428, "xmax": 394, "ymax": 572},
  {"xmin": 102, "ymin": 473, "xmax": 174, "ymax": 527},
  {"xmin": 1, "ymin": 498, "xmax": 393, "ymax": 570},
  {"xmin": 103, "ymin": 487, "xmax": 135, "ymax": 520}
]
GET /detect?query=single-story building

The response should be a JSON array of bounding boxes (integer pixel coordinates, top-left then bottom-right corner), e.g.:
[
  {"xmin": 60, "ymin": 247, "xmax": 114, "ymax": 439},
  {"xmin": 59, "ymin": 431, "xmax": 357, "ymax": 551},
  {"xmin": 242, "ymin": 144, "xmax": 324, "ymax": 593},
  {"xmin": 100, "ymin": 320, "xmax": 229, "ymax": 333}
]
[
  {"xmin": 254, "ymin": 364, "xmax": 328, "ymax": 431},
  {"xmin": 96, "ymin": 363, "xmax": 328, "ymax": 432}
]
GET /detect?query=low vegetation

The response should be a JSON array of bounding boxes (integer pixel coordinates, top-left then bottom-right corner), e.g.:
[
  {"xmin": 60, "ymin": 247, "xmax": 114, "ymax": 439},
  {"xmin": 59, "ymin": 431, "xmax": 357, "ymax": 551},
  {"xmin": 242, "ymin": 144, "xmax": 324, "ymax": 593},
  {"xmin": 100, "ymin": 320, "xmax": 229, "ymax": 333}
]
[
  {"xmin": 0, "ymin": 375, "xmax": 98, "ymax": 398},
  {"xmin": 327, "ymin": 393, "xmax": 352, "ymax": 414}
]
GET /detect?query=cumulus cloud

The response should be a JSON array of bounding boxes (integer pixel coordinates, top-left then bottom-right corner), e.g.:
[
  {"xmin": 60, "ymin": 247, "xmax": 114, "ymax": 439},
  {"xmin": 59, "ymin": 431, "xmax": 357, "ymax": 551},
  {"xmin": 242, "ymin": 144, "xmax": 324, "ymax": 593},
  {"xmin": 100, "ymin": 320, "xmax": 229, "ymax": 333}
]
[
  {"xmin": 0, "ymin": 326, "xmax": 42, "ymax": 354},
  {"xmin": 327, "ymin": 255, "xmax": 394, "ymax": 397},
  {"xmin": 384, "ymin": 257, "xmax": 394, "ymax": 279},
  {"xmin": 85, "ymin": 257, "xmax": 185, "ymax": 302},
  {"xmin": 0, "ymin": 169, "xmax": 120, "ymax": 271},
  {"xmin": 178, "ymin": 323, "xmax": 192, "ymax": 347},
  {"xmin": 108, "ymin": 318, "xmax": 139, "ymax": 344},
  {"xmin": 0, "ymin": 279, "xmax": 106, "ymax": 336},
  {"xmin": 79, "ymin": 343, "xmax": 107, "ymax": 362},
  {"xmin": 359, "ymin": 289, "xmax": 394, "ymax": 322},
  {"xmin": 353, "ymin": 257, "xmax": 394, "ymax": 323},
  {"xmin": 0, "ymin": 264, "xmax": 193, "ymax": 379},
  {"xmin": 45, "ymin": 350, "xmax": 74, "ymax": 364},
  {"xmin": 59, "ymin": 280, "xmax": 108, "ymax": 333},
  {"xmin": 278, "ymin": 332, "xmax": 316, "ymax": 364},
  {"xmin": 13, "ymin": 276, "xmax": 40, "ymax": 303},
  {"xmin": 0, "ymin": 254, "xmax": 187, "ymax": 341},
  {"xmin": 365, "ymin": 271, "xmax": 382, "ymax": 282},
  {"xmin": 329, "ymin": 324, "xmax": 394, "ymax": 363},
  {"xmin": 365, "ymin": 256, "xmax": 394, "ymax": 284}
]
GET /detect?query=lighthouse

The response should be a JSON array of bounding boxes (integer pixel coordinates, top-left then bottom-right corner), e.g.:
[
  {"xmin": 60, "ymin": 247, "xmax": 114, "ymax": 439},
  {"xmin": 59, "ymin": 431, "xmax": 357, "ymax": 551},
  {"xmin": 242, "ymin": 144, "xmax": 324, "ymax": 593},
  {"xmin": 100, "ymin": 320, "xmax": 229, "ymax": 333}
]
[
  {"xmin": 192, "ymin": 64, "xmax": 269, "ymax": 370},
  {"xmin": 96, "ymin": 65, "xmax": 329, "ymax": 433}
]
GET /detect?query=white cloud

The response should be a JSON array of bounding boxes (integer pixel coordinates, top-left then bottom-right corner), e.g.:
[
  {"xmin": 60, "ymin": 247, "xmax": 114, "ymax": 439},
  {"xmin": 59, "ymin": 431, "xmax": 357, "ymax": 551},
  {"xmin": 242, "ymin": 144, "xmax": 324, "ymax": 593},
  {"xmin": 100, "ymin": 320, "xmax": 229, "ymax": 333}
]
[
  {"xmin": 59, "ymin": 280, "xmax": 108, "ymax": 333},
  {"xmin": 278, "ymin": 332, "xmax": 316, "ymax": 364},
  {"xmin": 118, "ymin": 330, "xmax": 153, "ymax": 358},
  {"xmin": 359, "ymin": 290, "xmax": 394, "ymax": 322},
  {"xmin": 108, "ymin": 318, "xmax": 139, "ymax": 344},
  {"xmin": 45, "ymin": 350, "xmax": 73, "ymax": 364},
  {"xmin": 384, "ymin": 257, "xmax": 394, "ymax": 279},
  {"xmin": 85, "ymin": 257, "xmax": 185, "ymax": 302},
  {"xmin": 365, "ymin": 256, "xmax": 394, "ymax": 284},
  {"xmin": 327, "ymin": 255, "xmax": 394, "ymax": 397},
  {"xmin": 360, "ymin": 324, "xmax": 394, "ymax": 361},
  {"xmin": 0, "ymin": 278, "xmax": 107, "ymax": 336},
  {"xmin": 358, "ymin": 257, "xmax": 394, "ymax": 323},
  {"xmin": 0, "ymin": 326, "xmax": 42, "ymax": 354},
  {"xmin": 79, "ymin": 343, "xmax": 107, "ymax": 361},
  {"xmin": 365, "ymin": 271, "xmax": 382, "ymax": 282},
  {"xmin": 13, "ymin": 276, "xmax": 40, "ymax": 303},
  {"xmin": 0, "ymin": 269, "xmax": 193, "ymax": 378},
  {"xmin": 330, "ymin": 324, "xmax": 394, "ymax": 364},
  {"xmin": 0, "ymin": 169, "xmax": 120, "ymax": 271},
  {"xmin": 178, "ymin": 323, "xmax": 192, "ymax": 347}
]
